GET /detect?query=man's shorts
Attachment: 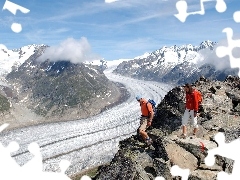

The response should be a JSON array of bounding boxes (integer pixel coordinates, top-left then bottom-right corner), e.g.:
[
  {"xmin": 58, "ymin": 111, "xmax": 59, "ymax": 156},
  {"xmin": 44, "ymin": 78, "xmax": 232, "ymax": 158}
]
[
  {"xmin": 182, "ymin": 109, "xmax": 198, "ymax": 128},
  {"xmin": 139, "ymin": 116, "xmax": 149, "ymax": 131}
]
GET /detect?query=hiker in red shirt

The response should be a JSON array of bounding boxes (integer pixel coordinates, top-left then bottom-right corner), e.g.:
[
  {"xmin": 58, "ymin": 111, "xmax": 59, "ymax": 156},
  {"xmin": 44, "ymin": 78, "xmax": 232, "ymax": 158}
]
[
  {"xmin": 136, "ymin": 95, "xmax": 154, "ymax": 145},
  {"xmin": 181, "ymin": 83, "xmax": 199, "ymax": 138}
]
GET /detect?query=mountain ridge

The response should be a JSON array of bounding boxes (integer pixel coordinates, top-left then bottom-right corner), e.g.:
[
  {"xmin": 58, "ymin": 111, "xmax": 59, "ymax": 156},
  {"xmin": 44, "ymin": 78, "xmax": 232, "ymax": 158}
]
[
  {"xmin": 113, "ymin": 40, "xmax": 238, "ymax": 84},
  {"xmin": 0, "ymin": 45, "xmax": 127, "ymax": 129},
  {"xmin": 0, "ymin": 40, "xmax": 238, "ymax": 129}
]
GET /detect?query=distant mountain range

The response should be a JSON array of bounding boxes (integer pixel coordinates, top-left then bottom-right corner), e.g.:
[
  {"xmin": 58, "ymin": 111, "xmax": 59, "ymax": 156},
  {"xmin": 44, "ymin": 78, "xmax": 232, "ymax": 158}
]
[
  {"xmin": 113, "ymin": 40, "xmax": 238, "ymax": 85},
  {"xmin": 0, "ymin": 41, "xmax": 238, "ymax": 128}
]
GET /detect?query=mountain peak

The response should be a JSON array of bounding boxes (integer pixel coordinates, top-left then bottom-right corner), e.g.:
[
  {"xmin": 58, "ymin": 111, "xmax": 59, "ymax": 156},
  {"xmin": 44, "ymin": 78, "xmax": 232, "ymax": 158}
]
[
  {"xmin": 12, "ymin": 44, "xmax": 47, "ymax": 52},
  {"xmin": 0, "ymin": 44, "xmax": 47, "ymax": 77},
  {"xmin": 134, "ymin": 52, "xmax": 151, "ymax": 59},
  {"xmin": 198, "ymin": 40, "xmax": 216, "ymax": 50}
]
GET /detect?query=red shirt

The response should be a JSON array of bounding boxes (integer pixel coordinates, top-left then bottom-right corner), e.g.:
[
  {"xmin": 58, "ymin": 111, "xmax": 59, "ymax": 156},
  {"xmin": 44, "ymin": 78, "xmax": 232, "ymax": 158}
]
[
  {"xmin": 185, "ymin": 90, "xmax": 198, "ymax": 111},
  {"xmin": 140, "ymin": 98, "xmax": 153, "ymax": 117}
]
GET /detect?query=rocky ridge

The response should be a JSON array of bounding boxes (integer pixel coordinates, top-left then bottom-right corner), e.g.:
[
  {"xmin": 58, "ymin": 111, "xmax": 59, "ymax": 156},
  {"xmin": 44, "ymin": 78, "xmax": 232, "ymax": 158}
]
[{"xmin": 92, "ymin": 76, "xmax": 240, "ymax": 180}]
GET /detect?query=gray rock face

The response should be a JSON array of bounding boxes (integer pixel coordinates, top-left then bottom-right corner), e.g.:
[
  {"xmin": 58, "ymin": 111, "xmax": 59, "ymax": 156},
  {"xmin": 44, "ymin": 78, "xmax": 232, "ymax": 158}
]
[
  {"xmin": 1, "ymin": 47, "xmax": 126, "ymax": 129},
  {"xmin": 94, "ymin": 76, "xmax": 240, "ymax": 180}
]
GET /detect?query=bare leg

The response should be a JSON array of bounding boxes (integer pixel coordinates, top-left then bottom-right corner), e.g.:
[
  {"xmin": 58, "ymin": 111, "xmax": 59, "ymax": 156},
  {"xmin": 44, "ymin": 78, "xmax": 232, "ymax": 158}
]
[
  {"xmin": 193, "ymin": 127, "xmax": 198, "ymax": 135},
  {"xmin": 139, "ymin": 130, "xmax": 149, "ymax": 140},
  {"xmin": 182, "ymin": 125, "xmax": 187, "ymax": 135}
]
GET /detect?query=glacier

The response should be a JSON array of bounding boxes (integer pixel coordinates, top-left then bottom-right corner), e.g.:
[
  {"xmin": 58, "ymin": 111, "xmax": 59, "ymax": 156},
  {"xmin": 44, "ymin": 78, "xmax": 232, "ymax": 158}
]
[{"xmin": 0, "ymin": 59, "xmax": 173, "ymax": 177}]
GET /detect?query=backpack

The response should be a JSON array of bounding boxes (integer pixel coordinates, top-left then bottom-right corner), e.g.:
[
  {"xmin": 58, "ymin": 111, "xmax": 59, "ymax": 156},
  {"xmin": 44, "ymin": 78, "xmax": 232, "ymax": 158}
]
[
  {"xmin": 194, "ymin": 89, "xmax": 203, "ymax": 104},
  {"xmin": 146, "ymin": 99, "xmax": 156, "ymax": 116}
]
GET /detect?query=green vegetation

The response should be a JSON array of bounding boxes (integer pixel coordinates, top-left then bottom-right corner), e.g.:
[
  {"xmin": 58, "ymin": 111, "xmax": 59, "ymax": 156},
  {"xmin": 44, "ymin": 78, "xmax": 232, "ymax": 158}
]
[
  {"xmin": 34, "ymin": 106, "xmax": 47, "ymax": 116},
  {"xmin": 0, "ymin": 94, "xmax": 10, "ymax": 112},
  {"xmin": 7, "ymin": 60, "xmax": 111, "ymax": 117}
]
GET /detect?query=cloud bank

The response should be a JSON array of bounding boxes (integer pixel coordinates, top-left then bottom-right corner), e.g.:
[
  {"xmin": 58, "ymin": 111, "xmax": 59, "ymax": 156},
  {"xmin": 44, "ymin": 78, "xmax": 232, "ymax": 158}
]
[
  {"xmin": 196, "ymin": 40, "xmax": 233, "ymax": 71},
  {"xmin": 37, "ymin": 37, "xmax": 100, "ymax": 63}
]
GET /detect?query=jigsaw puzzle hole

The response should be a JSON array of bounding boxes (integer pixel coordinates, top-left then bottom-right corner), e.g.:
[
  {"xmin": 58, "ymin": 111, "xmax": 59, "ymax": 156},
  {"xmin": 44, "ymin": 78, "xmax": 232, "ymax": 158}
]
[{"xmin": 232, "ymin": 47, "xmax": 240, "ymax": 59}]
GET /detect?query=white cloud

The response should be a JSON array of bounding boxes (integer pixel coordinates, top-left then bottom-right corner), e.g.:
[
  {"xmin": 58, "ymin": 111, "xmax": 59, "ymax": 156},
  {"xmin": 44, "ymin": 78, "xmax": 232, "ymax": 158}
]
[
  {"xmin": 105, "ymin": 0, "xmax": 119, "ymax": 3},
  {"xmin": 196, "ymin": 41, "xmax": 231, "ymax": 71},
  {"xmin": 37, "ymin": 37, "xmax": 100, "ymax": 63}
]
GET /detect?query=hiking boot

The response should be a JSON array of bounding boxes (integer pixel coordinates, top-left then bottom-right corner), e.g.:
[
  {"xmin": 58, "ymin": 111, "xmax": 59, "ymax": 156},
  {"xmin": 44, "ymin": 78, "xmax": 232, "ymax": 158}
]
[
  {"xmin": 145, "ymin": 138, "xmax": 153, "ymax": 146},
  {"xmin": 180, "ymin": 134, "xmax": 187, "ymax": 139},
  {"xmin": 190, "ymin": 133, "xmax": 196, "ymax": 139}
]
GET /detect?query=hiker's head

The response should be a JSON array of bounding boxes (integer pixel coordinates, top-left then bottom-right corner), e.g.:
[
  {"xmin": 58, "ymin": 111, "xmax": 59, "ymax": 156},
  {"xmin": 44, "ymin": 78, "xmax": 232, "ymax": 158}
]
[
  {"xmin": 184, "ymin": 83, "xmax": 193, "ymax": 93},
  {"xmin": 136, "ymin": 95, "xmax": 141, "ymax": 102}
]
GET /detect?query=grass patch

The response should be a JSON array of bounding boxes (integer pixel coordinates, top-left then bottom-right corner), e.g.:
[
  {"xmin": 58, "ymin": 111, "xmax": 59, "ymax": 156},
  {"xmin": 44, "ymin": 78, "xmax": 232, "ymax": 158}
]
[{"xmin": 0, "ymin": 94, "xmax": 10, "ymax": 112}]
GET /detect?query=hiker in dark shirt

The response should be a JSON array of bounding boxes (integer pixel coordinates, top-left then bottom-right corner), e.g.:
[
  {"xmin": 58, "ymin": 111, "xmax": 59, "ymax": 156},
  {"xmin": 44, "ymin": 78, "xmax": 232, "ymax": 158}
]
[{"xmin": 136, "ymin": 95, "xmax": 154, "ymax": 145}]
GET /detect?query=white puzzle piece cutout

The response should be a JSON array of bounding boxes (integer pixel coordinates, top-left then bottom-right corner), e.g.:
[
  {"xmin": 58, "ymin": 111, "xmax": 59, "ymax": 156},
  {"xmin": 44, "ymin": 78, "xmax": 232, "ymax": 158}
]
[
  {"xmin": 233, "ymin": 11, "xmax": 240, "ymax": 23},
  {"xmin": 175, "ymin": 0, "xmax": 227, "ymax": 22},
  {"xmin": 216, "ymin": 28, "xmax": 240, "ymax": 76},
  {"xmin": 2, "ymin": 0, "xmax": 30, "ymax": 33},
  {"xmin": 0, "ymin": 123, "xmax": 84, "ymax": 180}
]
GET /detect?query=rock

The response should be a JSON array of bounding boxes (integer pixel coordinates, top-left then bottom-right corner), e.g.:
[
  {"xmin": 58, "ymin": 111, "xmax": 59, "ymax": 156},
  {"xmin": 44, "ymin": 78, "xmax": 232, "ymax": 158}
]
[
  {"xmin": 189, "ymin": 170, "xmax": 218, "ymax": 179},
  {"xmin": 174, "ymin": 137, "xmax": 217, "ymax": 164},
  {"xmin": 154, "ymin": 158, "xmax": 172, "ymax": 180},
  {"xmin": 94, "ymin": 77, "xmax": 240, "ymax": 180},
  {"xmin": 164, "ymin": 142, "xmax": 198, "ymax": 172},
  {"xmin": 94, "ymin": 151, "xmax": 137, "ymax": 180},
  {"xmin": 198, "ymin": 163, "xmax": 222, "ymax": 171}
]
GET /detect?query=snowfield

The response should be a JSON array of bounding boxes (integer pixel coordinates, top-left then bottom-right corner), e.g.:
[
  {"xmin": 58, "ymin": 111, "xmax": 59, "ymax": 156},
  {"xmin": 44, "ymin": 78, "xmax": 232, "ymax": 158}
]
[{"xmin": 0, "ymin": 60, "xmax": 174, "ymax": 177}]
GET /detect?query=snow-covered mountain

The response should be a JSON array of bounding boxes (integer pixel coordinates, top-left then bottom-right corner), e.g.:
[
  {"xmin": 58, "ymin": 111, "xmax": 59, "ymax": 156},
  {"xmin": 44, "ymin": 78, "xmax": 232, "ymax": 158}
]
[
  {"xmin": 0, "ymin": 44, "xmax": 46, "ymax": 76},
  {"xmin": 134, "ymin": 40, "xmax": 215, "ymax": 64},
  {"xmin": 0, "ymin": 44, "xmax": 48, "ymax": 87},
  {"xmin": 0, "ymin": 40, "xmax": 238, "ymax": 124},
  {"xmin": 113, "ymin": 40, "xmax": 238, "ymax": 84},
  {"xmin": 1, "ymin": 40, "xmax": 238, "ymax": 88},
  {"xmin": 0, "ymin": 45, "xmax": 124, "ymax": 128}
]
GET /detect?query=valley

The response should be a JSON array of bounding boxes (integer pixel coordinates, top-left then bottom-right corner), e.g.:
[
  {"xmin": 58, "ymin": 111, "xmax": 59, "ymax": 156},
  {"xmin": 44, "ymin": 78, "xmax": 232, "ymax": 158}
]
[{"xmin": 0, "ymin": 62, "xmax": 173, "ymax": 177}]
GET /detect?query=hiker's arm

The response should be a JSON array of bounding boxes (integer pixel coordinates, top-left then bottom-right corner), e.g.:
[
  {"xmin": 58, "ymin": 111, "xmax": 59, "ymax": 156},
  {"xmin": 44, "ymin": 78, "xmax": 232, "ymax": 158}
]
[
  {"xmin": 193, "ymin": 91, "xmax": 199, "ymax": 112},
  {"xmin": 147, "ymin": 113, "xmax": 153, "ymax": 126},
  {"xmin": 148, "ymin": 112, "xmax": 153, "ymax": 121},
  {"xmin": 147, "ymin": 103, "xmax": 154, "ymax": 122},
  {"xmin": 192, "ymin": 92, "xmax": 198, "ymax": 117},
  {"xmin": 148, "ymin": 113, "xmax": 153, "ymax": 122}
]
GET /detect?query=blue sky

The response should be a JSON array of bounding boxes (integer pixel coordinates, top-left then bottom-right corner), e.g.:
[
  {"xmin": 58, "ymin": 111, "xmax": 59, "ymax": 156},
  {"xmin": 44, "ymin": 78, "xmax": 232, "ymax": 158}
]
[{"xmin": 0, "ymin": 0, "xmax": 239, "ymax": 61}]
